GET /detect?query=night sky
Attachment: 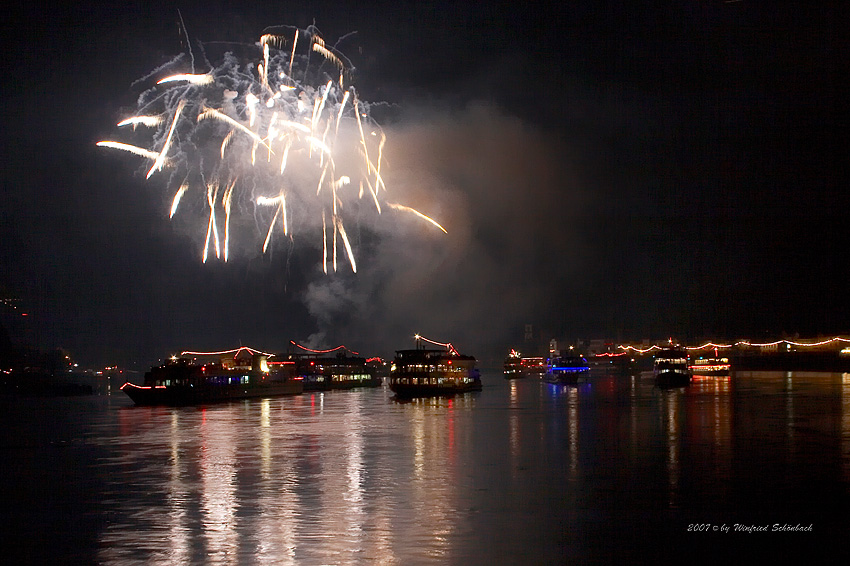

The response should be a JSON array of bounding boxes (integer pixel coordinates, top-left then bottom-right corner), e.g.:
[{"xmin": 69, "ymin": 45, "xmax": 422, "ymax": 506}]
[{"xmin": 1, "ymin": 1, "xmax": 846, "ymax": 367}]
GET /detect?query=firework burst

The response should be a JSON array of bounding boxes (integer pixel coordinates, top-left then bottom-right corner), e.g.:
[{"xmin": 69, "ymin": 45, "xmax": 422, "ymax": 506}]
[{"xmin": 98, "ymin": 25, "xmax": 445, "ymax": 272}]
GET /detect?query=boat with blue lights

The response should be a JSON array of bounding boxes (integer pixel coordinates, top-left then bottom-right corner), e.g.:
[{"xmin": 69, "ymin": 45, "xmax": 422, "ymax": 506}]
[
  {"xmin": 544, "ymin": 354, "xmax": 590, "ymax": 384},
  {"xmin": 390, "ymin": 335, "xmax": 482, "ymax": 398},
  {"xmin": 121, "ymin": 348, "xmax": 303, "ymax": 406},
  {"xmin": 653, "ymin": 347, "xmax": 692, "ymax": 386}
]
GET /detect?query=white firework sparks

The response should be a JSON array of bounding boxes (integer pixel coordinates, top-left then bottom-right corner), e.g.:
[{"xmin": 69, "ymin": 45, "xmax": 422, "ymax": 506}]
[{"xmin": 98, "ymin": 25, "xmax": 446, "ymax": 272}]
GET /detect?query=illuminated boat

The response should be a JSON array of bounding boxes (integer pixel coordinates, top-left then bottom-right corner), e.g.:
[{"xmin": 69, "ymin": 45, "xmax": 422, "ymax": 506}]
[
  {"xmin": 504, "ymin": 350, "xmax": 546, "ymax": 379},
  {"xmin": 521, "ymin": 357, "xmax": 546, "ymax": 376},
  {"xmin": 653, "ymin": 347, "xmax": 692, "ymax": 386},
  {"xmin": 121, "ymin": 351, "xmax": 302, "ymax": 406},
  {"xmin": 390, "ymin": 337, "xmax": 482, "ymax": 398},
  {"xmin": 689, "ymin": 357, "xmax": 731, "ymax": 377},
  {"xmin": 503, "ymin": 349, "xmax": 525, "ymax": 379},
  {"xmin": 286, "ymin": 343, "xmax": 382, "ymax": 391},
  {"xmin": 297, "ymin": 353, "xmax": 381, "ymax": 391},
  {"xmin": 544, "ymin": 354, "xmax": 590, "ymax": 384},
  {"xmin": 588, "ymin": 352, "xmax": 638, "ymax": 375}
]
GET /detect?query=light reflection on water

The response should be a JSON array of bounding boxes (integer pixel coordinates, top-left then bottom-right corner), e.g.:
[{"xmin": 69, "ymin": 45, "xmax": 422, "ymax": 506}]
[
  {"xmin": 5, "ymin": 371, "xmax": 850, "ymax": 563},
  {"xmin": 95, "ymin": 389, "xmax": 482, "ymax": 565}
]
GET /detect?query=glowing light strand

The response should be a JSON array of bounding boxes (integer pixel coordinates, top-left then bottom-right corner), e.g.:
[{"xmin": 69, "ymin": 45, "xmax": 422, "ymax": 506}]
[
  {"xmin": 181, "ymin": 346, "xmax": 273, "ymax": 357},
  {"xmin": 618, "ymin": 336, "xmax": 850, "ymax": 354},
  {"xmin": 414, "ymin": 334, "xmax": 460, "ymax": 355},
  {"xmin": 290, "ymin": 341, "xmax": 359, "ymax": 355}
]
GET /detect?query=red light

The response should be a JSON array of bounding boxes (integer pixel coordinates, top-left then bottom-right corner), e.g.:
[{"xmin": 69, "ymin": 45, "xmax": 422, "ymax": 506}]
[{"xmin": 290, "ymin": 341, "xmax": 359, "ymax": 355}]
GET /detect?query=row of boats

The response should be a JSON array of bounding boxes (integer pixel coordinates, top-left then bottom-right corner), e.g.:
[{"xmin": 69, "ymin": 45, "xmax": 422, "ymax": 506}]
[
  {"xmin": 505, "ymin": 348, "xmax": 731, "ymax": 387},
  {"xmin": 120, "ymin": 340, "xmax": 728, "ymax": 406},
  {"xmin": 121, "ymin": 339, "xmax": 482, "ymax": 406}
]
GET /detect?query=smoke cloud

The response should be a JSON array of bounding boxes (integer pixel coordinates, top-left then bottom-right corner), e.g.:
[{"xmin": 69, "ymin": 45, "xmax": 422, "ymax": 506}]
[{"xmin": 302, "ymin": 101, "xmax": 588, "ymax": 362}]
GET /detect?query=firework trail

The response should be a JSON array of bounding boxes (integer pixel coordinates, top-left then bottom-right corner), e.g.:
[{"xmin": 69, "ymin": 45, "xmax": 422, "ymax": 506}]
[{"xmin": 98, "ymin": 25, "xmax": 445, "ymax": 272}]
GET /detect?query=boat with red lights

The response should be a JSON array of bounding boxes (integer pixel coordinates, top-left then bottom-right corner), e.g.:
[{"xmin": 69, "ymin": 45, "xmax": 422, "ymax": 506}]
[
  {"xmin": 285, "ymin": 342, "xmax": 382, "ymax": 391},
  {"xmin": 390, "ymin": 336, "xmax": 482, "ymax": 398},
  {"xmin": 121, "ymin": 348, "xmax": 303, "ymax": 406},
  {"xmin": 504, "ymin": 349, "xmax": 546, "ymax": 379},
  {"xmin": 544, "ymin": 354, "xmax": 590, "ymax": 384},
  {"xmin": 588, "ymin": 352, "xmax": 638, "ymax": 375},
  {"xmin": 689, "ymin": 356, "xmax": 731, "ymax": 377}
]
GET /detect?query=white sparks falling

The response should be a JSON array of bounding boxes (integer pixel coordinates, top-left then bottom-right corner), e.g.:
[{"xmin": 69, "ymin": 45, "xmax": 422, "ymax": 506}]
[
  {"xmin": 156, "ymin": 73, "xmax": 214, "ymax": 85},
  {"xmin": 387, "ymin": 203, "xmax": 448, "ymax": 233},
  {"xmin": 170, "ymin": 182, "xmax": 188, "ymax": 218},
  {"xmin": 117, "ymin": 115, "xmax": 162, "ymax": 128},
  {"xmin": 98, "ymin": 25, "xmax": 446, "ymax": 272},
  {"xmin": 146, "ymin": 99, "xmax": 185, "ymax": 179},
  {"xmin": 95, "ymin": 141, "xmax": 160, "ymax": 161}
]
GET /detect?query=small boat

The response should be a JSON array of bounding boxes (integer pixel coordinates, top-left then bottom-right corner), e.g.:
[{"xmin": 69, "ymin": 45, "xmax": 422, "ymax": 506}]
[
  {"xmin": 121, "ymin": 350, "xmax": 303, "ymax": 406},
  {"xmin": 653, "ymin": 347, "xmax": 692, "ymax": 386},
  {"xmin": 390, "ymin": 336, "xmax": 482, "ymax": 398},
  {"xmin": 689, "ymin": 357, "xmax": 731, "ymax": 377},
  {"xmin": 544, "ymin": 354, "xmax": 590, "ymax": 384},
  {"xmin": 504, "ymin": 350, "xmax": 546, "ymax": 379},
  {"xmin": 503, "ymin": 349, "xmax": 525, "ymax": 379}
]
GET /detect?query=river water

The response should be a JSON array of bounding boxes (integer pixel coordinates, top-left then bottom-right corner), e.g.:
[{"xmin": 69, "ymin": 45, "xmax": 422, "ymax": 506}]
[{"xmin": 3, "ymin": 370, "xmax": 850, "ymax": 564}]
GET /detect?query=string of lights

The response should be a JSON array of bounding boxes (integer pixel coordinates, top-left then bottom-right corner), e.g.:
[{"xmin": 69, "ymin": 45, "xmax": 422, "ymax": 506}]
[
  {"xmin": 290, "ymin": 341, "xmax": 359, "ymax": 355},
  {"xmin": 414, "ymin": 334, "xmax": 459, "ymax": 355},
  {"xmin": 180, "ymin": 346, "xmax": 273, "ymax": 357},
  {"xmin": 618, "ymin": 336, "xmax": 850, "ymax": 354}
]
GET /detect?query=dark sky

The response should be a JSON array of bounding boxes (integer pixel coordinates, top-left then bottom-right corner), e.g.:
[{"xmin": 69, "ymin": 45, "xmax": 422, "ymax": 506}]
[{"xmin": 1, "ymin": 1, "xmax": 846, "ymax": 367}]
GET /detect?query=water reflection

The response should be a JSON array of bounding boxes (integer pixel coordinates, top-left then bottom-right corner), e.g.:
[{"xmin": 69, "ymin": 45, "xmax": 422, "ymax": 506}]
[
  {"xmin": 71, "ymin": 372, "xmax": 850, "ymax": 563},
  {"xmin": 568, "ymin": 386, "xmax": 579, "ymax": 481},
  {"xmin": 200, "ymin": 408, "xmax": 238, "ymax": 561},
  {"xmin": 843, "ymin": 373, "xmax": 850, "ymax": 482},
  {"xmin": 660, "ymin": 389, "xmax": 680, "ymax": 508},
  {"xmin": 786, "ymin": 372, "xmax": 796, "ymax": 458},
  {"xmin": 509, "ymin": 381, "xmax": 519, "ymax": 472}
]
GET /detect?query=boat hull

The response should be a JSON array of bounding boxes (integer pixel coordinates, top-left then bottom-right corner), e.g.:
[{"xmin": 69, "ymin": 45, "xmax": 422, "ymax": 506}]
[
  {"xmin": 121, "ymin": 379, "xmax": 303, "ymax": 406},
  {"xmin": 654, "ymin": 370, "xmax": 692, "ymax": 387},
  {"xmin": 390, "ymin": 381, "xmax": 482, "ymax": 399},
  {"xmin": 691, "ymin": 369, "xmax": 731, "ymax": 377}
]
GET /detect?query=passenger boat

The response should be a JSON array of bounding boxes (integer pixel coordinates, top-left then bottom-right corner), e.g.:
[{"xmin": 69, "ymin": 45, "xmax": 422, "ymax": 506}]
[
  {"xmin": 503, "ymin": 349, "xmax": 525, "ymax": 379},
  {"xmin": 504, "ymin": 349, "xmax": 546, "ymax": 379},
  {"xmin": 390, "ymin": 336, "xmax": 482, "ymax": 398},
  {"xmin": 521, "ymin": 356, "xmax": 546, "ymax": 376},
  {"xmin": 588, "ymin": 352, "xmax": 637, "ymax": 375},
  {"xmin": 653, "ymin": 347, "xmax": 692, "ymax": 386},
  {"xmin": 544, "ymin": 354, "xmax": 590, "ymax": 384},
  {"xmin": 689, "ymin": 357, "xmax": 731, "ymax": 377},
  {"xmin": 121, "ymin": 349, "xmax": 302, "ymax": 406},
  {"xmin": 298, "ymin": 352, "xmax": 381, "ymax": 391},
  {"xmin": 284, "ymin": 343, "xmax": 382, "ymax": 391}
]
